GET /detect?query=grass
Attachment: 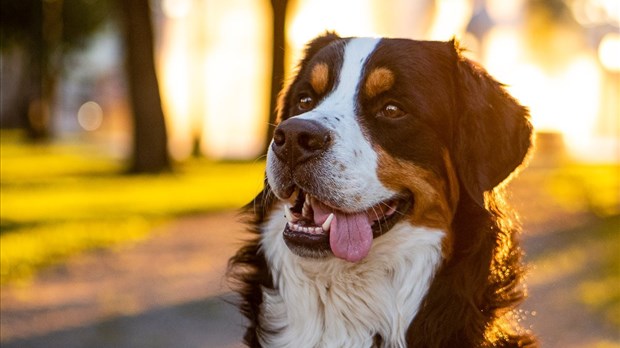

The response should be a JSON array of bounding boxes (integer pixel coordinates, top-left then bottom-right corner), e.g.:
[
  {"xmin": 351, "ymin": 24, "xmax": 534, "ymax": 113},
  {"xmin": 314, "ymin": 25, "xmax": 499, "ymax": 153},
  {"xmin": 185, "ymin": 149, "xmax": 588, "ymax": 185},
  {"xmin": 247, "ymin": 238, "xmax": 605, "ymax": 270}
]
[
  {"xmin": 0, "ymin": 132, "xmax": 265, "ymax": 284},
  {"xmin": 521, "ymin": 162, "xmax": 620, "ymax": 332},
  {"xmin": 527, "ymin": 215, "xmax": 620, "ymax": 333},
  {"xmin": 545, "ymin": 163, "xmax": 620, "ymax": 329},
  {"xmin": 578, "ymin": 215, "xmax": 620, "ymax": 328},
  {"xmin": 547, "ymin": 164, "xmax": 620, "ymax": 217},
  {"xmin": 1, "ymin": 131, "xmax": 619, "ymax": 331}
]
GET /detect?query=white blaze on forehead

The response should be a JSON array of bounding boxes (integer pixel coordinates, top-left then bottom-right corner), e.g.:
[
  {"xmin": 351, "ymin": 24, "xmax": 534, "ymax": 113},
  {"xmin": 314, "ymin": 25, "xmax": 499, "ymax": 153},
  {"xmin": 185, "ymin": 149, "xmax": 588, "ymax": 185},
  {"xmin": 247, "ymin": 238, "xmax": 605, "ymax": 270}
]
[
  {"xmin": 292, "ymin": 37, "xmax": 394, "ymax": 210},
  {"xmin": 268, "ymin": 37, "xmax": 395, "ymax": 211},
  {"xmin": 327, "ymin": 37, "xmax": 381, "ymax": 106}
]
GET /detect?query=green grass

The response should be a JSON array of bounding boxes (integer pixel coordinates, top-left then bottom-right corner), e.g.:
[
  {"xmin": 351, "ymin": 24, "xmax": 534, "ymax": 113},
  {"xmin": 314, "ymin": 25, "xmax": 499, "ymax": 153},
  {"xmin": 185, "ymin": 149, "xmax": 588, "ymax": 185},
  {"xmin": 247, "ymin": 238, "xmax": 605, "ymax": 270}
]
[
  {"xmin": 547, "ymin": 164, "xmax": 620, "ymax": 217},
  {"xmin": 0, "ymin": 132, "xmax": 265, "ymax": 284},
  {"xmin": 551, "ymin": 164, "xmax": 620, "ymax": 330},
  {"xmin": 523, "ymin": 162, "xmax": 620, "ymax": 330},
  {"xmin": 578, "ymin": 215, "xmax": 620, "ymax": 328}
]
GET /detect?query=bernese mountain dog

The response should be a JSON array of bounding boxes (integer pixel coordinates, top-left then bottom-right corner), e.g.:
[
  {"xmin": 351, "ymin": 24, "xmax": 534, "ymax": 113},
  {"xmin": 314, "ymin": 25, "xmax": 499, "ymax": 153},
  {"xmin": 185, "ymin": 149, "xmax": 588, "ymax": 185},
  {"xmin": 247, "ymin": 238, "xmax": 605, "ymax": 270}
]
[{"xmin": 229, "ymin": 33, "xmax": 536, "ymax": 347}]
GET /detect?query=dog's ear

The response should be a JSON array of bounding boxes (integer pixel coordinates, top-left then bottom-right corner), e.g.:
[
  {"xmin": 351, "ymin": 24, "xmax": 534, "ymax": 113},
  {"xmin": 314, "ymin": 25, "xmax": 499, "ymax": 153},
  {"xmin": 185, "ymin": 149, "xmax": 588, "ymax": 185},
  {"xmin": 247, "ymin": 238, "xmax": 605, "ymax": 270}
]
[
  {"xmin": 299, "ymin": 31, "xmax": 341, "ymax": 66},
  {"xmin": 451, "ymin": 42, "xmax": 533, "ymax": 207},
  {"xmin": 276, "ymin": 32, "xmax": 341, "ymax": 123}
]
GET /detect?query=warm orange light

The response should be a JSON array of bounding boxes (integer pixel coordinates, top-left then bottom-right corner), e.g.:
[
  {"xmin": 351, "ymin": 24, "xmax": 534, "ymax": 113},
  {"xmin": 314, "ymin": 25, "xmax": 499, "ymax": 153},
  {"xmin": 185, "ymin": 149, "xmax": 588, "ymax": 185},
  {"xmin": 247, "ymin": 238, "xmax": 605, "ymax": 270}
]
[
  {"xmin": 155, "ymin": 0, "xmax": 616, "ymax": 162},
  {"xmin": 200, "ymin": 1, "xmax": 270, "ymax": 159},
  {"xmin": 161, "ymin": 0, "xmax": 192, "ymax": 19},
  {"xmin": 287, "ymin": 0, "xmax": 378, "ymax": 72},
  {"xmin": 599, "ymin": 32, "xmax": 620, "ymax": 72},
  {"xmin": 483, "ymin": 27, "xmax": 607, "ymax": 161},
  {"xmin": 486, "ymin": 0, "xmax": 525, "ymax": 23},
  {"xmin": 158, "ymin": 0, "xmax": 269, "ymax": 160},
  {"xmin": 159, "ymin": 19, "xmax": 192, "ymax": 160},
  {"xmin": 427, "ymin": 0, "xmax": 473, "ymax": 40}
]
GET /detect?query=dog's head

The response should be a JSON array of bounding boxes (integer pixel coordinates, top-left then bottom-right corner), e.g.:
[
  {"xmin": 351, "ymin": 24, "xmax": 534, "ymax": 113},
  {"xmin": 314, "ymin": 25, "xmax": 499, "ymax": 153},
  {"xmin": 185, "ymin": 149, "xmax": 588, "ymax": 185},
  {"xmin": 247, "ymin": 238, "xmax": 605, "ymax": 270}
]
[{"xmin": 266, "ymin": 33, "xmax": 532, "ymax": 263}]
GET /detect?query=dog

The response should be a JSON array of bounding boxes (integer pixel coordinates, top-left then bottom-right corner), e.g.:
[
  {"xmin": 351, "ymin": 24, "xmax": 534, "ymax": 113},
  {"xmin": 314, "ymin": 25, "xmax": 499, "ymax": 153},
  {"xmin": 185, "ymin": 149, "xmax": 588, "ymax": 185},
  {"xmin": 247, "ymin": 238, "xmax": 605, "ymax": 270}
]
[{"xmin": 229, "ymin": 33, "xmax": 536, "ymax": 347}]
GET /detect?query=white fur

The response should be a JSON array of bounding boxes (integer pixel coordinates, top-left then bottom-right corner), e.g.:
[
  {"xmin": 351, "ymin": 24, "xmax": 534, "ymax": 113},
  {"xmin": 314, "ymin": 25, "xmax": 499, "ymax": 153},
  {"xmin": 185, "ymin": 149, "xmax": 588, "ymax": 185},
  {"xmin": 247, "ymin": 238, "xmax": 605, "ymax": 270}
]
[
  {"xmin": 260, "ymin": 38, "xmax": 445, "ymax": 347},
  {"xmin": 266, "ymin": 38, "xmax": 395, "ymax": 212},
  {"xmin": 259, "ymin": 204, "xmax": 445, "ymax": 348}
]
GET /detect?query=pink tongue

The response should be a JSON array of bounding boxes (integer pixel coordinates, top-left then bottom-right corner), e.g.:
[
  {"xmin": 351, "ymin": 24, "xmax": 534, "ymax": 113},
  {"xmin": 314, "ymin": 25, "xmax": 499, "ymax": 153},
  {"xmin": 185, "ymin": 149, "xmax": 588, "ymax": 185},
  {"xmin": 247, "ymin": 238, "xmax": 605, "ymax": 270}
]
[{"xmin": 313, "ymin": 201, "xmax": 373, "ymax": 262}]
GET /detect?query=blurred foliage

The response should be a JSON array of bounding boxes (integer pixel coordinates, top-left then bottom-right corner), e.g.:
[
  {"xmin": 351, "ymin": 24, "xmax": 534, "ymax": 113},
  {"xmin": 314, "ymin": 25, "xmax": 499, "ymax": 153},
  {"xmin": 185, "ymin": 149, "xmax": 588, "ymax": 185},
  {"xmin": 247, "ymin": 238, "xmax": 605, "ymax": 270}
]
[
  {"xmin": 0, "ymin": 0, "xmax": 111, "ymax": 52},
  {"xmin": 578, "ymin": 215, "xmax": 620, "ymax": 328},
  {"xmin": 547, "ymin": 164, "xmax": 620, "ymax": 217},
  {"xmin": 542, "ymin": 163, "xmax": 619, "ymax": 329},
  {"xmin": 0, "ymin": 131, "xmax": 265, "ymax": 284},
  {"xmin": 525, "ymin": 216, "xmax": 619, "ymax": 331},
  {"xmin": 0, "ymin": 0, "xmax": 112, "ymax": 138}
]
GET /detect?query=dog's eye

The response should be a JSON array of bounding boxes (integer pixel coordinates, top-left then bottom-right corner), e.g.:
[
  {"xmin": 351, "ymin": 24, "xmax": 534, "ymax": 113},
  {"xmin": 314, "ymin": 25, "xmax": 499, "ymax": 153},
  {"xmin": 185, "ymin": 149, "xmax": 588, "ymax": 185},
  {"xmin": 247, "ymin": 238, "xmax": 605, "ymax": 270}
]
[
  {"xmin": 378, "ymin": 104, "xmax": 406, "ymax": 119},
  {"xmin": 298, "ymin": 95, "xmax": 315, "ymax": 111}
]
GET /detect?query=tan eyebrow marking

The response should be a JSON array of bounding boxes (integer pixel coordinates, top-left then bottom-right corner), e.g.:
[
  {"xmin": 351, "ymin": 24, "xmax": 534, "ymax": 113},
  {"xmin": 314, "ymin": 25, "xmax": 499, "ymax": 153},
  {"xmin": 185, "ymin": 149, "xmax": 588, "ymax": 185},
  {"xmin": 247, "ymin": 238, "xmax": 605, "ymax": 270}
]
[
  {"xmin": 310, "ymin": 62, "xmax": 329, "ymax": 95},
  {"xmin": 365, "ymin": 67, "xmax": 395, "ymax": 98}
]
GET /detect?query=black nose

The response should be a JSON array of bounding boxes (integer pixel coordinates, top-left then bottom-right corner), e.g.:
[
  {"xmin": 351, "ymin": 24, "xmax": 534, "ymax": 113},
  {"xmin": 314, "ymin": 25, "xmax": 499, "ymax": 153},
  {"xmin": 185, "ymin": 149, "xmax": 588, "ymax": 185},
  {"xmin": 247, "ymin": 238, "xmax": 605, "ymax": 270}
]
[{"xmin": 272, "ymin": 118, "xmax": 332, "ymax": 168}]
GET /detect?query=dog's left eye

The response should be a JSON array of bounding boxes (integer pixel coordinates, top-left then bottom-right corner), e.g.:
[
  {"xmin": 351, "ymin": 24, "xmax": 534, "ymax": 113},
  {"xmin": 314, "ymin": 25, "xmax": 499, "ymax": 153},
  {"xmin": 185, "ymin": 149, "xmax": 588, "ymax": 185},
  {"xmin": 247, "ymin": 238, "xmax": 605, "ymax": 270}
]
[
  {"xmin": 298, "ymin": 95, "xmax": 315, "ymax": 111},
  {"xmin": 377, "ymin": 104, "xmax": 406, "ymax": 119}
]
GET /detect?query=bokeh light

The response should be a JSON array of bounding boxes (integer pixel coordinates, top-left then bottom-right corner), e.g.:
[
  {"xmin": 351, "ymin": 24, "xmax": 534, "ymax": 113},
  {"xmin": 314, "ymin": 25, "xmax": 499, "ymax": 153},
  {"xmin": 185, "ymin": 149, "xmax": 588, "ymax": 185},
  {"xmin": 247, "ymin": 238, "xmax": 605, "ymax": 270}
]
[
  {"xmin": 599, "ymin": 32, "xmax": 620, "ymax": 72},
  {"xmin": 77, "ymin": 101, "xmax": 104, "ymax": 132}
]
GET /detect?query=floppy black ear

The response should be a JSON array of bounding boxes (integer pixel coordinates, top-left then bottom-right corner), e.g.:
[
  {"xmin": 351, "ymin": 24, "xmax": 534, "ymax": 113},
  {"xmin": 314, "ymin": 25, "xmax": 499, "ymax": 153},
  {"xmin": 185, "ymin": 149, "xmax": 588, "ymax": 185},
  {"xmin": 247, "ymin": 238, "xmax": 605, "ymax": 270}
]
[
  {"xmin": 452, "ymin": 45, "xmax": 533, "ymax": 207},
  {"xmin": 276, "ymin": 32, "xmax": 341, "ymax": 123}
]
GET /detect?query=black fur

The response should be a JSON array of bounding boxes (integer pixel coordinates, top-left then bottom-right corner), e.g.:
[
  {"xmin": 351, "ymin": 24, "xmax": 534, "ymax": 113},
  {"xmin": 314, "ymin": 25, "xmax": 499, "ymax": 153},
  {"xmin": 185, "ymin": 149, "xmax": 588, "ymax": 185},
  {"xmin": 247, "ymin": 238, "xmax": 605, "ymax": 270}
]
[
  {"xmin": 406, "ymin": 190, "xmax": 536, "ymax": 347},
  {"xmin": 228, "ymin": 34, "xmax": 537, "ymax": 347},
  {"xmin": 227, "ymin": 187, "xmax": 277, "ymax": 347}
]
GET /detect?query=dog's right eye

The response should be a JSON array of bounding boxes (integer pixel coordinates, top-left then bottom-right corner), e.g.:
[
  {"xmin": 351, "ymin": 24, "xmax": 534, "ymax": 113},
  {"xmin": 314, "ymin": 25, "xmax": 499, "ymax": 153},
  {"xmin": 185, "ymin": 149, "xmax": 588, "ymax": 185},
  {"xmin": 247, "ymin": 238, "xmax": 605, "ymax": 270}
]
[
  {"xmin": 377, "ymin": 103, "xmax": 406, "ymax": 119},
  {"xmin": 298, "ymin": 95, "xmax": 315, "ymax": 111}
]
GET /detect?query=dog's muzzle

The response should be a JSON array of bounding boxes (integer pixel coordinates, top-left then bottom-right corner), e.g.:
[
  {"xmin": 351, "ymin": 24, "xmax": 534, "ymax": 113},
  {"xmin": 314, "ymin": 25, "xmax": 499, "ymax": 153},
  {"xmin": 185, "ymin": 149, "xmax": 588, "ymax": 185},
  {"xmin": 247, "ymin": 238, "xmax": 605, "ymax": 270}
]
[{"xmin": 272, "ymin": 118, "xmax": 332, "ymax": 169}]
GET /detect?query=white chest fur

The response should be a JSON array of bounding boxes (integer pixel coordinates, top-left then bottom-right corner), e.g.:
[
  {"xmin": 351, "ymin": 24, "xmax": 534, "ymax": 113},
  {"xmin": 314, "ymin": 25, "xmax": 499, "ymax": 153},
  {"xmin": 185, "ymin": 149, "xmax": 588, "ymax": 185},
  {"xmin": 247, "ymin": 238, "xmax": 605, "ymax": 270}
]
[{"xmin": 258, "ymin": 205, "xmax": 445, "ymax": 348}]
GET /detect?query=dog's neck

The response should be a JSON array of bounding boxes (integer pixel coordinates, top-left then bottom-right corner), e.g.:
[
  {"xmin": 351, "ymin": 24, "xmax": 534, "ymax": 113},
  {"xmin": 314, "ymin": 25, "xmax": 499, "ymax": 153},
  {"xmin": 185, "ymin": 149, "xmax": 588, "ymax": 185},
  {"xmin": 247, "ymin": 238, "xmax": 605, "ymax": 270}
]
[{"xmin": 259, "ymin": 204, "xmax": 445, "ymax": 348}]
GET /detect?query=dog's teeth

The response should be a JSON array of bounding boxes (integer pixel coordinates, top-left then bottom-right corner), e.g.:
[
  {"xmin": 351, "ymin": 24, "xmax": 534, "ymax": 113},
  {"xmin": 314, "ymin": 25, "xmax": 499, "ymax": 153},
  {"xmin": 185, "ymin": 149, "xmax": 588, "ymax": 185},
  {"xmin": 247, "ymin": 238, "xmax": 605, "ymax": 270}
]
[
  {"xmin": 385, "ymin": 205, "xmax": 397, "ymax": 216},
  {"xmin": 322, "ymin": 213, "xmax": 334, "ymax": 232},
  {"xmin": 302, "ymin": 196, "xmax": 311, "ymax": 218}
]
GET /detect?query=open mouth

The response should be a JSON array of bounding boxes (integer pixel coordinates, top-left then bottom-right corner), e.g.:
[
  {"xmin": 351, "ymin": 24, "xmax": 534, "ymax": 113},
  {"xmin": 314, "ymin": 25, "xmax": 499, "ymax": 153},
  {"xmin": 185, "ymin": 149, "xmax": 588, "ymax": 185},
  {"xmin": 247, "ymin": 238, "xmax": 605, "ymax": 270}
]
[{"xmin": 282, "ymin": 188, "xmax": 412, "ymax": 262}]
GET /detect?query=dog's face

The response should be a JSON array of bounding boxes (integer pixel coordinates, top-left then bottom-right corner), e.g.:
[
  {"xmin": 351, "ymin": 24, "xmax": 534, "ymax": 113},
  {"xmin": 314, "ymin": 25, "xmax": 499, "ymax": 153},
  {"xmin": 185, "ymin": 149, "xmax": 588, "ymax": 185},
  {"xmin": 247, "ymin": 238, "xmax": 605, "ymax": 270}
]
[{"xmin": 266, "ymin": 34, "xmax": 532, "ymax": 263}]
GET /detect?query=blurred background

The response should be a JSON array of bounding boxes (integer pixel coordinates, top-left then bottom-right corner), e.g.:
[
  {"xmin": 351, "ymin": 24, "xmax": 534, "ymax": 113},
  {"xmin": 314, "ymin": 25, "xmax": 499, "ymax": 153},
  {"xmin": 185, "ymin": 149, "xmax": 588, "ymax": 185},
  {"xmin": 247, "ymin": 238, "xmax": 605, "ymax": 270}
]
[{"xmin": 0, "ymin": 0, "xmax": 618, "ymax": 347}]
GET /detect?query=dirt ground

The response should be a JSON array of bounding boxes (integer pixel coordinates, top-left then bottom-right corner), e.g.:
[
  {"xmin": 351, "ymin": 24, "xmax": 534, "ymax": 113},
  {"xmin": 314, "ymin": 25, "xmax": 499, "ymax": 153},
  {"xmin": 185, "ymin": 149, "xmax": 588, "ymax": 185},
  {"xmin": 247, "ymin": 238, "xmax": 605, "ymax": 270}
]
[{"xmin": 1, "ymin": 171, "xmax": 619, "ymax": 347}]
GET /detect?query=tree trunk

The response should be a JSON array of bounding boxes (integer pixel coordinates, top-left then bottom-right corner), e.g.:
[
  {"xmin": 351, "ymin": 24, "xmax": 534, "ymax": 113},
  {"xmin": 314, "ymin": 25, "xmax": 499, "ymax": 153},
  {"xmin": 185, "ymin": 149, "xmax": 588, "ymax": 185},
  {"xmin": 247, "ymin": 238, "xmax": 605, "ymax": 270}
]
[
  {"xmin": 118, "ymin": 0, "xmax": 170, "ymax": 173},
  {"xmin": 263, "ymin": 0, "xmax": 288, "ymax": 155}
]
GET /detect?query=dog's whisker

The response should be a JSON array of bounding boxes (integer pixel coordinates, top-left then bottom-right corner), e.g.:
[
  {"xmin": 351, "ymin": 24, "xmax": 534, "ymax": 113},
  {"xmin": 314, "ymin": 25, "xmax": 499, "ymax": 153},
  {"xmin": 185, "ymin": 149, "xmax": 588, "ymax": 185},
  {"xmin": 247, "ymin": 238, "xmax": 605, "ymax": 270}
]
[
  {"xmin": 371, "ymin": 206, "xmax": 385, "ymax": 235},
  {"xmin": 379, "ymin": 200, "xmax": 406, "ymax": 217}
]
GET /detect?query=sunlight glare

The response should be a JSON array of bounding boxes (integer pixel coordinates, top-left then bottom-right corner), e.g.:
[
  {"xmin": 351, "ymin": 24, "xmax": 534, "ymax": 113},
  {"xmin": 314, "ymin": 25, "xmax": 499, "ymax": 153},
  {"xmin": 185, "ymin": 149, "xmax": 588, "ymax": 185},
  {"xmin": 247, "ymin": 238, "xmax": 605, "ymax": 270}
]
[
  {"xmin": 161, "ymin": 0, "xmax": 192, "ymax": 19},
  {"xmin": 427, "ymin": 0, "xmax": 473, "ymax": 40},
  {"xmin": 200, "ymin": 0, "xmax": 269, "ymax": 159},
  {"xmin": 486, "ymin": 0, "xmax": 525, "ymax": 23},
  {"xmin": 483, "ymin": 27, "xmax": 606, "ymax": 161},
  {"xmin": 287, "ymin": 0, "xmax": 377, "ymax": 71},
  {"xmin": 159, "ymin": 20, "xmax": 192, "ymax": 160},
  {"xmin": 598, "ymin": 32, "xmax": 620, "ymax": 72},
  {"xmin": 157, "ymin": 0, "xmax": 269, "ymax": 160}
]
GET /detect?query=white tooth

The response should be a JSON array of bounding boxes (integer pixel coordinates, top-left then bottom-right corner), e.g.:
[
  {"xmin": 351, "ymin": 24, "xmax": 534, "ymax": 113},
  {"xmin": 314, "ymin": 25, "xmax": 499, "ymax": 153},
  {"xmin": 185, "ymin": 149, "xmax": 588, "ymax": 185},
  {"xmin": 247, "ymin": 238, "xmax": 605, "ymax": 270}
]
[
  {"xmin": 292, "ymin": 223, "xmax": 299, "ymax": 231},
  {"xmin": 303, "ymin": 227, "xmax": 309, "ymax": 233},
  {"xmin": 322, "ymin": 213, "xmax": 334, "ymax": 232},
  {"xmin": 302, "ymin": 198, "xmax": 311, "ymax": 218},
  {"xmin": 284, "ymin": 205, "xmax": 293, "ymax": 222},
  {"xmin": 385, "ymin": 205, "xmax": 397, "ymax": 216}
]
